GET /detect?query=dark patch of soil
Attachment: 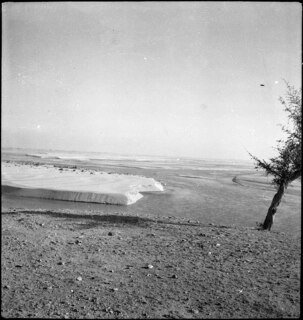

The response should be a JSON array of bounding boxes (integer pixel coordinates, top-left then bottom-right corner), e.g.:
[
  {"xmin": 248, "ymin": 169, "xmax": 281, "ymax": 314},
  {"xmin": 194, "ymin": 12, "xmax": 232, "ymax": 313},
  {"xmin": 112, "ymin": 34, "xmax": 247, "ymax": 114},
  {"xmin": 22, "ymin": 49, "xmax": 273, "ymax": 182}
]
[{"xmin": 1, "ymin": 209, "xmax": 300, "ymax": 319}]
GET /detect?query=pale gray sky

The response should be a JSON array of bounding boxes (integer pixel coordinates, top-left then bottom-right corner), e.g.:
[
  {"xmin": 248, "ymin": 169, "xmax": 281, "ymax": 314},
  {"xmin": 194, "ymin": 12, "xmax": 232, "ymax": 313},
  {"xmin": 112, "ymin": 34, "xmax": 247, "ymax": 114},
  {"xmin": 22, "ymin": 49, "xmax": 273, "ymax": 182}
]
[{"xmin": 2, "ymin": 2, "xmax": 302, "ymax": 159}]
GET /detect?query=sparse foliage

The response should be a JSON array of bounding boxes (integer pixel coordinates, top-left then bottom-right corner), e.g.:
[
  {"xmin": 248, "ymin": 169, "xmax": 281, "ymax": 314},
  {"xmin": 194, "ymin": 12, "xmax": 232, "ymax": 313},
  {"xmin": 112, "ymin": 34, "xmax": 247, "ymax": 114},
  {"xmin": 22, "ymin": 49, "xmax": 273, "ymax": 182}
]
[{"xmin": 250, "ymin": 81, "xmax": 301, "ymax": 231}]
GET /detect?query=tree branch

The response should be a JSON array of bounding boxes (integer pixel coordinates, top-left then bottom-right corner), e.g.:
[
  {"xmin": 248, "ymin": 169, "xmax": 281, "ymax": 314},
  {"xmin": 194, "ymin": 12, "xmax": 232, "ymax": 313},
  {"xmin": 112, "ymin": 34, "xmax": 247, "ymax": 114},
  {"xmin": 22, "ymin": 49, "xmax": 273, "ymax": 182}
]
[
  {"xmin": 289, "ymin": 170, "xmax": 301, "ymax": 183},
  {"xmin": 248, "ymin": 153, "xmax": 282, "ymax": 178}
]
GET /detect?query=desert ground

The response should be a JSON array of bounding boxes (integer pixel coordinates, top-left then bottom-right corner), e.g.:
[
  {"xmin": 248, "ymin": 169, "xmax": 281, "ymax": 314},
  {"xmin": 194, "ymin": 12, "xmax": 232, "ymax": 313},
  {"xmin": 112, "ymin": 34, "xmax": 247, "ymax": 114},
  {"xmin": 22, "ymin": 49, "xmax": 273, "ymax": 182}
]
[{"xmin": 1, "ymin": 153, "xmax": 301, "ymax": 318}]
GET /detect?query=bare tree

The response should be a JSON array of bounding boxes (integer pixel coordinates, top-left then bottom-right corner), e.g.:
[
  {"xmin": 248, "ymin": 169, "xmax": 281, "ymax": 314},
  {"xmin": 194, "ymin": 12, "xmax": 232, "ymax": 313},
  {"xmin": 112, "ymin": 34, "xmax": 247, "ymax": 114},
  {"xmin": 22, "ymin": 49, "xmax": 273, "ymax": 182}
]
[{"xmin": 250, "ymin": 81, "xmax": 301, "ymax": 231}]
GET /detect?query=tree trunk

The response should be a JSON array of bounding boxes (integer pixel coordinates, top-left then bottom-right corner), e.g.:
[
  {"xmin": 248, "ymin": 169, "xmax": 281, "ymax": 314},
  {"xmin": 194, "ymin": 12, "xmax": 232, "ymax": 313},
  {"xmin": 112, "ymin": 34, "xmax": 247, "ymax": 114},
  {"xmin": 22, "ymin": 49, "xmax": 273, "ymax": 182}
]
[{"xmin": 262, "ymin": 182, "xmax": 286, "ymax": 231}]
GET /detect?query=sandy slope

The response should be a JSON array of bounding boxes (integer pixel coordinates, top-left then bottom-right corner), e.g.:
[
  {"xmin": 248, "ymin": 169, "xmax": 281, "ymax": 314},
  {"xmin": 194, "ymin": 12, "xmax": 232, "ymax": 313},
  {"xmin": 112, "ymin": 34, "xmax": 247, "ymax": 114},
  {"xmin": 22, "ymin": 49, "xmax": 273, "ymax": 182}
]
[
  {"xmin": 1, "ymin": 208, "xmax": 300, "ymax": 319},
  {"xmin": 2, "ymin": 162, "xmax": 164, "ymax": 205}
]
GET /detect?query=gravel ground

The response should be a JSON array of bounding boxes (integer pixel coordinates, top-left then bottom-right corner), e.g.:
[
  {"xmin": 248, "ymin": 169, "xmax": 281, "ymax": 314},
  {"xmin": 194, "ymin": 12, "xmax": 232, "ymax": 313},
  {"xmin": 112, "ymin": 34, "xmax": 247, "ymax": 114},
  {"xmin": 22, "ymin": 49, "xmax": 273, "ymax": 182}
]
[{"xmin": 1, "ymin": 208, "xmax": 301, "ymax": 319}]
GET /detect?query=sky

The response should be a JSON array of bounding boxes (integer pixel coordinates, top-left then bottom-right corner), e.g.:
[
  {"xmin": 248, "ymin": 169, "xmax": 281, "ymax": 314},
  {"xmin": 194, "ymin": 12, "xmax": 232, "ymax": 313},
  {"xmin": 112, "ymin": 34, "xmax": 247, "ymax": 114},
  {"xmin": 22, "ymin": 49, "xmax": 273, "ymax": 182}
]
[{"xmin": 2, "ymin": 2, "xmax": 302, "ymax": 160}]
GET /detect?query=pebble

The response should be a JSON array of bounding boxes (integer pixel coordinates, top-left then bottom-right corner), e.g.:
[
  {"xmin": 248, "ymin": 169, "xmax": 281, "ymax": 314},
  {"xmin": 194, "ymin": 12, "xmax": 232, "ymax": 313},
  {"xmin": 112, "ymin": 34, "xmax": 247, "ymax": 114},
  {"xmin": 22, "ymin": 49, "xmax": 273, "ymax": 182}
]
[
  {"xmin": 171, "ymin": 274, "xmax": 178, "ymax": 279},
  {"xmin": 146, "ymin": 264, "xmax": 154, "ymax": 269},
  {"xmin": 104, "ymin": 307, "xmax": 114, "ymax": 314},
  {"xmin": 216, "ymin": 243, "xmax": 221, "ymax": 247},
  {"xmin": 76, "ymin": 276, "xmax": 82, "ymax": 281}
]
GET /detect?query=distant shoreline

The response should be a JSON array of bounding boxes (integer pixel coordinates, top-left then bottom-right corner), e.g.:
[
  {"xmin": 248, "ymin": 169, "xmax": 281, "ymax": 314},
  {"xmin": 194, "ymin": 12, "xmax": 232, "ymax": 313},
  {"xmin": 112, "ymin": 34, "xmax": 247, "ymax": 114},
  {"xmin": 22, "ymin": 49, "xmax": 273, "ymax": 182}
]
[{"xmin": 1, "ymin": 147, "xmax": 254, "ymax": 165}]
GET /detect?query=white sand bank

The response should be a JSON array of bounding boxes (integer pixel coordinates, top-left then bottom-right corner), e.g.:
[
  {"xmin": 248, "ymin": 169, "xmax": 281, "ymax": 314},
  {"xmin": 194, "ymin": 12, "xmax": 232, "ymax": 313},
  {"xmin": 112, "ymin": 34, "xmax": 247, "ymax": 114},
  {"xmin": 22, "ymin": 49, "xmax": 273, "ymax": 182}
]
[{"xmin": 1, "ymin": 162, "xmax": 164, "ymax": 205}]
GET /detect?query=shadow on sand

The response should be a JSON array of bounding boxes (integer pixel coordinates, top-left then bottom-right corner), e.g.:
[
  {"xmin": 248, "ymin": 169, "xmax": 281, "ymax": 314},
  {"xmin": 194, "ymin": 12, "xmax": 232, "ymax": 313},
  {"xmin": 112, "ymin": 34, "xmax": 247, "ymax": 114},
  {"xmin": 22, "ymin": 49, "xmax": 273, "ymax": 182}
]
[{"xmin": 1, "ymin": 209, "xmax": 228, "ymax": 230}]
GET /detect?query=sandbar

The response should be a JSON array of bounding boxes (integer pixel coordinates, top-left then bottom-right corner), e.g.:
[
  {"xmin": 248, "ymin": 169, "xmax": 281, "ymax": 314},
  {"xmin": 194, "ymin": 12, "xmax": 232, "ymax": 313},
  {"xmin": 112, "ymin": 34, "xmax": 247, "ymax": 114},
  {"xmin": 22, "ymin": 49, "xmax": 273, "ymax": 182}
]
[{"xmin": 1, "ymin": 162, "xmax": 164, "ymax": 205}]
